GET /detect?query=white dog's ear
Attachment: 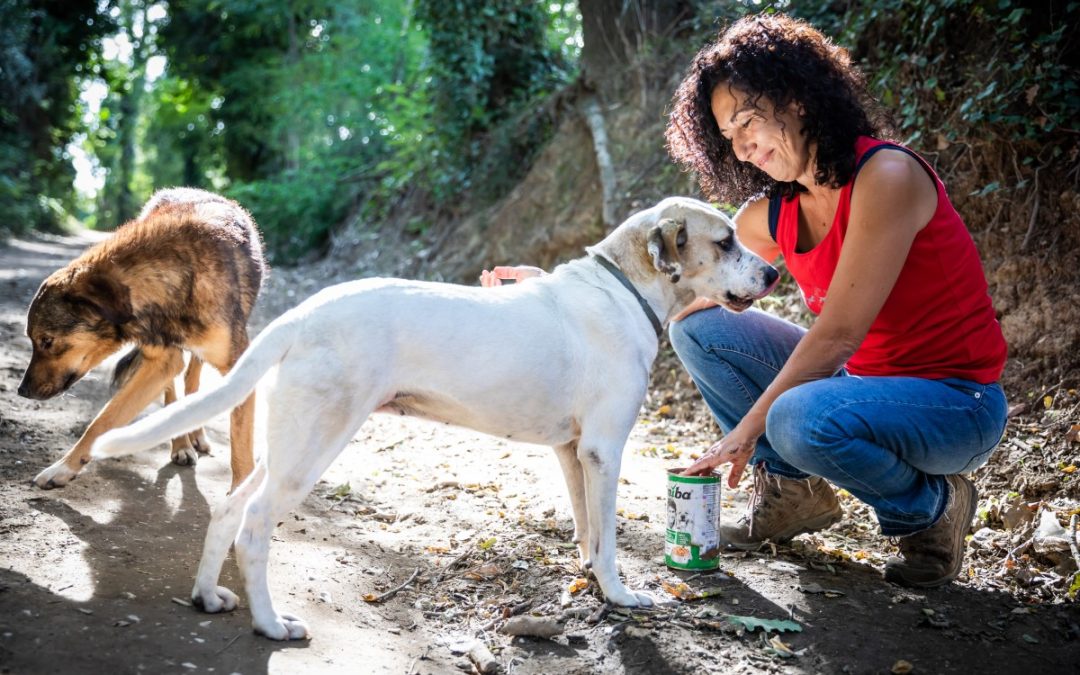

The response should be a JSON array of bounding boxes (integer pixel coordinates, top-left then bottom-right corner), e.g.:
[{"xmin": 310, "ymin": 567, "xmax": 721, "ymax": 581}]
[{"xmin": 647, "ymin": 218, "xmax": 686, "ymax": 282}]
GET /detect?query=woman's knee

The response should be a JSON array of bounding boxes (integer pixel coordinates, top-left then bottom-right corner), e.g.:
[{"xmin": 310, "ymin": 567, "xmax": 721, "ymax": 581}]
[
  {"xmin": 765, "ymin": 385, "xmax": 832, "ymax": 468},
  {"xmin": 669, "ymin": 312, "xmax": 714, "ymax": 374}
]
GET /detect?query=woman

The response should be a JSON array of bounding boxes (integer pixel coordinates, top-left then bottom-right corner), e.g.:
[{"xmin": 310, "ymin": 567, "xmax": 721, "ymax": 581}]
[{"xmin": 664, "ymin": 13, "xmax": 1007, "ymax": 588}]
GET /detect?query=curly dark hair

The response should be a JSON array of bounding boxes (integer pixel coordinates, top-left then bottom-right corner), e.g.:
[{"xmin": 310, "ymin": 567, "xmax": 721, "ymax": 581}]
[{"xmin": 666, "ymin": 13, "xmax": 894, "ymax": 204}]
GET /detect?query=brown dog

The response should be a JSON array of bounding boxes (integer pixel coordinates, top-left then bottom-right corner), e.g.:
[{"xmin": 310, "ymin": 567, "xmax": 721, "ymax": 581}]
[{"xmin": 18, "ymin": 187, "xmax": 266, "ymax": 490}]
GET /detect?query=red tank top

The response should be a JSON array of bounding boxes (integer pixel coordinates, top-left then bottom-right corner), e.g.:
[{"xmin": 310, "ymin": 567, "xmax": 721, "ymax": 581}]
[{"xmin": 773, "ymin": 137, "xmax": 1007, "ymax": 382}]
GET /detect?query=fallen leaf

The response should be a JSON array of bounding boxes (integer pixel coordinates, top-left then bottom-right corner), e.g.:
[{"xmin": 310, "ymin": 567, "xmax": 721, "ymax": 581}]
[
  {"xmin": 464, "ymin": 563, "xmax": 502, "ymax": 580},
  {"xmin": 662, "ymin": 581, "xmax": 719, "ymax": 601},
  {"xmin": 891, "ymin": 659, "xmax": 914, "ymax": 674},
  {"xmin": 330, "ymin": 482, "xmax": 352, "ymax": 499},
  {"xmin": 726, "ymin": 614, "xmax": 801, "ymax": 634},
  {"xmin": 567, "ymin": 578, "xmax": 589, "ymax": 594},
  {"xmin": 798, "ymin": 582, "xmax": 844, "ymax": 596},
  {"xmin": 767, "ymin": 634, "xmax": 797, "ymax": 658}
]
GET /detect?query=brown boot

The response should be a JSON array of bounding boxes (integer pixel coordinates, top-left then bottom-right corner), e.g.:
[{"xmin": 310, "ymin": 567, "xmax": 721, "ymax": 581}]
[
  {"xmin": 884, "ymin": 474, "xmax": 977, "ymax": 588},
  {"xmin": 720, "ymin": 463, "xmax": 843, "ymax": 550}
]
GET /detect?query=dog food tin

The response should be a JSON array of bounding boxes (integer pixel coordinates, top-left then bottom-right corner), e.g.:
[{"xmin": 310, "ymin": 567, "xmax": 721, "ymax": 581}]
[{"xmin": 665, "ymin": 469, "xmax": 721, "ymax": 570}]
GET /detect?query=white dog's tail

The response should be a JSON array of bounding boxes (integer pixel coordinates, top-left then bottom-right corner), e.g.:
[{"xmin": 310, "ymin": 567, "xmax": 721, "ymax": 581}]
[{"xmin": 91, "ymin": 317, "xmax": 299, "ymax": 460}]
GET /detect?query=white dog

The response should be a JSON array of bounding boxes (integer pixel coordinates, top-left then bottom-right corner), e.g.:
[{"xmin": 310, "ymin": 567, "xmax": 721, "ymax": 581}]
[{"xmin": 92, "ymin": 196, "xmax": 778, "ymax": 640}]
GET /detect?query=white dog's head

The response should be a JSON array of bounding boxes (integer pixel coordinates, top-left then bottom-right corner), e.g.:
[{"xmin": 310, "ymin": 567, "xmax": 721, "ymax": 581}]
[{"xmin": 610, "ymin": 197, "xmax": 779, "ymax": 313}]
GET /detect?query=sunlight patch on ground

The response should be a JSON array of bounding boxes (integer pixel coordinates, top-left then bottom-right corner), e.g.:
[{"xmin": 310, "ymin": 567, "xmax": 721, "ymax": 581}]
[{"xmin": 0, "ymin": 525, "xmax": 96, "ymax": 603}]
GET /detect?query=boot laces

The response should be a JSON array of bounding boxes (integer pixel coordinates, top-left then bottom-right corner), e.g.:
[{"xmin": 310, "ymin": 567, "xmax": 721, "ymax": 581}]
[{"xmin": 743, "ymin": 464, "xmax": 785, "ymax": 537}]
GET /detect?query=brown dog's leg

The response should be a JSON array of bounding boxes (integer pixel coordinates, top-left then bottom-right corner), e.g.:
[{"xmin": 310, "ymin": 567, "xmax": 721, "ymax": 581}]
[
  {"xmin": 226, "ymin": 328, "xmax": 255, "ymax": 490},
  {"xmin": 182, "ymin": 357, "xmax": 212, "ymax": 455},
  {"xmin": 33, "ymin": 346, "xmax": 186, "ymax": 489},
  {"xmin": 163, "ymin": 371, "xmax": 193, "ymax": 466},
  {"xmin": 203, "ymin": 327, "xmax": 255, "ymax": 491},
  {"xmin": 229, "ymin": 391, "xmax": 256, "ymax": 491}
]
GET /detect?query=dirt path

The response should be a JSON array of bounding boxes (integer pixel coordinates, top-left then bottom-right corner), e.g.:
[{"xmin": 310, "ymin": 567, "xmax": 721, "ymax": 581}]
[{"xmin": 1, "ymin": 231, "xmax": 1077, "ymax": 674}]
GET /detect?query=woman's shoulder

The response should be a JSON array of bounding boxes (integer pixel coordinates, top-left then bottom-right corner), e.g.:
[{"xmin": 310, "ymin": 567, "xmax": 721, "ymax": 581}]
[{"xmin": 850, "ymin": 143, "xmax": 939, "ymax": 232}]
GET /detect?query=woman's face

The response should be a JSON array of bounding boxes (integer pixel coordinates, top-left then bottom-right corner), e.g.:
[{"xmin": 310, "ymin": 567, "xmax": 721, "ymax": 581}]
[{"xmin": 710, "ymin": 84, "xmax": 812, "ymax": 184}]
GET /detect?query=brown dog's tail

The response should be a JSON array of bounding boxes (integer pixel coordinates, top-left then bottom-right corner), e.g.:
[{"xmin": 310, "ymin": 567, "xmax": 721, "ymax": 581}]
[{"xmin": 91, "ymin": 316, "xmax": 299, "ymax": 460}]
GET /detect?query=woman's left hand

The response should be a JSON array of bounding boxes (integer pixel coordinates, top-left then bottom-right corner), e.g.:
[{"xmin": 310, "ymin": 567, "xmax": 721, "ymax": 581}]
[
  {"xmin": 479, "ymin": 265, "xmax": 545, "ymax": 287},
  {"xmin": 681, "ymin": 421, "xmax": 761, "ymax": 488}
]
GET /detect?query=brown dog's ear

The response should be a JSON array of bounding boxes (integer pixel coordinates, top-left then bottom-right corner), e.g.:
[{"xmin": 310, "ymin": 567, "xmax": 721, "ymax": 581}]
[
  {"xmin": 647, "ymin": 217, "xmax": 686, "ymax": 282},
  {"xmin": 68, "ymin": 266, "xmax": 134, "ymax": 325}
]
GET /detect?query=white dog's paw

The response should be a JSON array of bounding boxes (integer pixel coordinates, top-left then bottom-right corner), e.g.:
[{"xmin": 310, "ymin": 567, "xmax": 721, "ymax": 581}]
[
  {"xmin": 33, "ymin": 461, "xmax": 80, "ymax": 489},
  {"xmin": 171, "ymin": 445, "xmax": 199, "ymax": 466},
  {"xmin": 605, "ymin": 588, "xmax": 657, "ymax": 608},
  {"xmin": 254, "ymin": 613, "xmax": 310, "ymax": 641},
  {"xmin": 191, "ymin": 585, "xmax": 239, "ymax": 613}
]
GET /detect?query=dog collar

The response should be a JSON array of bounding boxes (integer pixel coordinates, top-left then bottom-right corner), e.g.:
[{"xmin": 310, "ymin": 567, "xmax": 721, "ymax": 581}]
[{"xmin": 591, "ymin": 254, "xmax": 664, "ymax": 338}]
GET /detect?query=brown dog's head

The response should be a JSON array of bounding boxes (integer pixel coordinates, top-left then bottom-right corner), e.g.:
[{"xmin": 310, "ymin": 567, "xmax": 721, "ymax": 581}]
[{"xmin": 18, "ymin": 264, "xmax": 134, "ymax": 400}]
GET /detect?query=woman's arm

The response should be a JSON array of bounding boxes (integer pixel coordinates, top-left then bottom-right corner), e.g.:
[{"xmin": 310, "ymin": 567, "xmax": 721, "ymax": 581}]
[
  {"xmin": 684, "ymin": 151, "xmax": 938, "ymax": 484},
  {"xmin": 479, "ymin": 265, "xmax": 546, "ymax": 287},
  {"xmin": 733, "ymin": 197, "xmax": 782, "ymax": 263}
]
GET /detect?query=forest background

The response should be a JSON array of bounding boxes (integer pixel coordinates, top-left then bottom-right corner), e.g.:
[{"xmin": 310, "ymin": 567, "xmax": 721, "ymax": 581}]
[{"xmin": 2, "ymin": 0, "xmax": 1078, "ymax": 473}]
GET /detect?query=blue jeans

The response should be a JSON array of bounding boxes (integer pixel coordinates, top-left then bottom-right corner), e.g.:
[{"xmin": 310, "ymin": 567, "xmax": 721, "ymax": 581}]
[{"xmin": 669, "ymin": 307, "xmax": 1008, "ymax": 536}]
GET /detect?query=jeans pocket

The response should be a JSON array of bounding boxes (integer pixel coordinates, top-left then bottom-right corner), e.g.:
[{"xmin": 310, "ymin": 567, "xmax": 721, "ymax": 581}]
[{"xmin": 942, "ymin": 378, "xmax": 989, "ymax": 402}]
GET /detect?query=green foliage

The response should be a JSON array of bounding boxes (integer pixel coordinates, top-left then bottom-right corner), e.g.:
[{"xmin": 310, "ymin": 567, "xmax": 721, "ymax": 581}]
[
  {"xmin": 412, "ymin": 0, "xmax": 576, "ymax": 199},
  {"xmin": 793, "ymin": 0, "xmax": 1079, "ymax": 167},
  {"xmin": 226, "ymin": 162, "xmax": 350, "ymax": 263},
  {"xmin": 152, "ymin": 0, "xmax": 421, "ymax": 260},
  {"xmin": 88, "ymin": 0, "xmax": 160, "ymax": 230},
  {"xmin": 7, "ymin": 0, "xmax": 579, "ymax": 259},
  {"xmin": 141, "ymin": 76, "xmax": 226, "ymax": 190},
  {"xmin": 0, "ymin": 0, "xmax": 115, "ymax": 236}
]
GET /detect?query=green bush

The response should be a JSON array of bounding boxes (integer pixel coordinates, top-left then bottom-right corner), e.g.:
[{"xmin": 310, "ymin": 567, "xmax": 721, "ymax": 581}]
[{"xmin": 227, "ymin": 166, "xmax": 350, "ymax": 264}]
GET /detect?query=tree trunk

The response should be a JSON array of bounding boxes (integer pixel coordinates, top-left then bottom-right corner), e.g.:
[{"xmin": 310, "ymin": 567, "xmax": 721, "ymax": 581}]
[
  {"xmin": 581, "ymin": 93, "xmax": 617, "ymax": 230},
  {"xmin": 116, "ymin": 0, "xmax": 150, "ymax": 223}
]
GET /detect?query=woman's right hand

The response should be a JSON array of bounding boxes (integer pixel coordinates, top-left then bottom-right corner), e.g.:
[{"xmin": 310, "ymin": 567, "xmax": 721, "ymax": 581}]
[
  {"xmin": 479, "ymin": 265, "xmax": 545, "ymax": 287},
  {"xmin": 671, "ymin": 297, "xmax": 719, "ymax": 322}
]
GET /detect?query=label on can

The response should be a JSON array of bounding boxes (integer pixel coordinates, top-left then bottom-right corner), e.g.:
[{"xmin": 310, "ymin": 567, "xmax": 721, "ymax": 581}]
[{"xmin": 665, "ymin": 469, "xmax": 721, "ymax": 570}]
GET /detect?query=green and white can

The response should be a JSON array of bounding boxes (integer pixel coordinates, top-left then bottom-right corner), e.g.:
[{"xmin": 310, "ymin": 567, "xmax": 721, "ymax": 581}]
[{"xmin": 665, "ymin": 469, "xmax": 721, "ymax": 570}]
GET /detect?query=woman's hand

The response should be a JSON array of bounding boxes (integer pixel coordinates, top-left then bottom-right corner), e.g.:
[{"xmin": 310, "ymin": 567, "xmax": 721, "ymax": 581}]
[
  {"xmin": 479, "ymin": 265, "xmax": 545, "ymax": 287},
  {"xmin": 671, "ymin": 297, "xmax": 719, "ymax": 322},
  {"xmin": 681, "ymin": 421, "xmax": 761, "ymax": 488}
]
